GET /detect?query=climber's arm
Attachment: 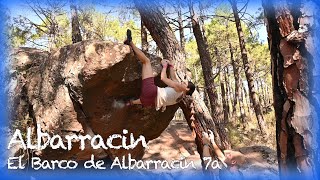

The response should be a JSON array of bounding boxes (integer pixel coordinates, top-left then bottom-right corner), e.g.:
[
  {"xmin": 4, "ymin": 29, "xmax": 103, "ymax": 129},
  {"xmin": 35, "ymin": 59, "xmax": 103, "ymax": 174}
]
[
  {"xmin": 161, "ymin": 64, "xmax": 185, "ymax": 92},
  {"xmin": 168, "ymin": 63, "xmax": 180, "ymax": 83},
  {"xmin": 162, "ymin": 59, "xmax": 179, "ymax": 82},
  {"xmin": 211, "ymin": 139, "xmax": 226, "ymax": 162},
  {"xmin": 202, "ymin": 143, "xmax": 212, "ymax": 166},
  {"xmin": 203, "ymin": 131, "xmax": 226, "ymax": 163}
]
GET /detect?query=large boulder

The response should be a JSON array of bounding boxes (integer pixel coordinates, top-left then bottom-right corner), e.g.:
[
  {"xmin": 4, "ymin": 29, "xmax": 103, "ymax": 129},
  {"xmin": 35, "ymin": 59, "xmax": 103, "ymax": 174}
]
[{"xmin": 9, "ymin": 40, "xmax": 178, "ymax": 161}]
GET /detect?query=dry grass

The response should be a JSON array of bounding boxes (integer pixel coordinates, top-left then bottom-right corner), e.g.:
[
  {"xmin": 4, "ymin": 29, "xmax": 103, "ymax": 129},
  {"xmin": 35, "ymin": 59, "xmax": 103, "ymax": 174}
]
[{"xmin": 227, "ymin": 108, "xmax": 277, "ymax": 151}]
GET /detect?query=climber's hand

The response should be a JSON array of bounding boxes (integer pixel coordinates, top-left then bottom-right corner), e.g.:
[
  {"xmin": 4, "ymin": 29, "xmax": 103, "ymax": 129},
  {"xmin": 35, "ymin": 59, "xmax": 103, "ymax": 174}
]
[
  {"xmin": 161, "ymin": 59, "xmax": 168, "ymax": 67},
  {"xmin": 208, "ymin": 130, "xmax": 215, "ymax": 144},
  {"xmin": 202, "ymin": 132, "xmax": 211, "ymax": 145},
  {"xmin": 162, "ymin": 59, "xmax": 169, "ymax": 63},
  {"xmin": 162, "ymin": 59, "xmax": 174, "ymax": 67}
]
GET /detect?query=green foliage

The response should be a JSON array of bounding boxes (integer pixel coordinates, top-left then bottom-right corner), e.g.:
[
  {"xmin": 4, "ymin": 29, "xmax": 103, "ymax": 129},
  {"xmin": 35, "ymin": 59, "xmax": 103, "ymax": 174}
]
[
  {"xmin": 55, "ymin": 14, "xmax": 73, "ymax": 47},
  {"xmin": 10, "ymin": 26, "xmax": 28, "ymax": 47},
  {"xmin": 9, "ymin": 5, "xmax": 141, "ymax": 50},
  {"xmin": 205, "ymin": 4, "xmax": 271, "ymax": 86},
  {"xmin": 10, "ymin": 9, "xmax": 72, "ymax": 49},
  {"xmin": 185, "ymin": 3, "xmax": 272, "ymax": 120},
  {"xmin": 185, "ymin": 38, "xmax": 204, "ymax": 86},
  {"xmin": 247, "ymin": 42, "xmax": 271, "ymax": 85},
  {"xmin": 78, "ymin": 7, "xmax": 140, "ymax": 44}
]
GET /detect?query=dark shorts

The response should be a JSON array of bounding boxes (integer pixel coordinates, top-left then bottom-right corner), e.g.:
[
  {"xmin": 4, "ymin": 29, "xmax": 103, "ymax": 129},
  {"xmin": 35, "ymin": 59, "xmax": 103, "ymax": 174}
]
[{"xmin": 140, "ymin": 77, "xmax": 158, "ymax": 107}]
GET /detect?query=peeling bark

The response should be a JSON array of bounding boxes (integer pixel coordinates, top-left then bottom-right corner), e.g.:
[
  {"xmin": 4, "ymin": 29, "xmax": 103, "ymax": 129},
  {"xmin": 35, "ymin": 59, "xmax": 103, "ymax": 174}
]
[{"xmin": 263, "ymin": 0, "xmax": 318, "ymax": 178}]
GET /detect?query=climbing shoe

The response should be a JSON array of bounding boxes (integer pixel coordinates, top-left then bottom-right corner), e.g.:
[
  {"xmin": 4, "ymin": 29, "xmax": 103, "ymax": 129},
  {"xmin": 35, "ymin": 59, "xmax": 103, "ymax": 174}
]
[{"xmin": 124, "ymin": 29, "xmax": 132, "ymax": 45}]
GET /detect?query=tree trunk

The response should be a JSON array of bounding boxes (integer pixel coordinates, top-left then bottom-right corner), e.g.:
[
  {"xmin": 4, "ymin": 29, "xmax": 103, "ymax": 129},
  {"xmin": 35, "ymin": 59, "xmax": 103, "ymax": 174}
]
[
  {"xmin": 70, "ymin": 3, "xmax": 82, "ymax": 44},
  {"xmin": 256, "ymin": 79, "xmax": 264, "ymax": 110},
  {"xmin": 141, "ymin": 20, "xmax": 148, "ymax": 52},
  {"xmin": 242, "ymin": 80, "xmax": 249, "ymax": 113},
  {"xmin": 263, "ymin": 0, "xmax": 318, "ymax": 178},
  {"xmin": 228, "ymin": 34, "xmax": 240, "ymax": 119},
  {"xmin": 177, "ymin": 5, "xmax": 185, "ymax": 55},
  {"xmin": 133, "ymin": 0, "xmax": 226, "ymax": 172},
  {"xmin": 203, "ymin": 88, "xmax": 210, "ymax": 112},
  {"xmin": 265, "ymin": 83, "xmax": 271, "ymax": 106},
  {"xmin": 243, "ymin": 80, "xmax": 254, "ymax": 117},
  {"xmin": 239, "ymin": 79, "xmax": 247, "ymax": 123},
  {"xmin": 189, "ymin": 3, "xmax": 230, "ymax": 149},
  {"xmin": 229, "ymin": 0, "xmax": 267, "ymax": 135},
  {"xmin": 259, "ymin": 79, "xmax": 265, "ymax": 108},
  {"xmin": 259, "ymin": 79, "xmax": 268, "ymax": 110},
  {"xmin": 224, "ymin": 66, "xmax": 232, "ymax": 118},
  {"xmin": 216, "ymin": 47, "xmax": 229, "ymax": 123}
]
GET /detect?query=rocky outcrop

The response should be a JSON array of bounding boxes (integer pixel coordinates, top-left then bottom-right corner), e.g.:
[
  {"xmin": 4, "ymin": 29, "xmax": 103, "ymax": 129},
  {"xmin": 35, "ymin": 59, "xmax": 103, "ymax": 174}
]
[{"xmin": 9, "ymin": 40, "xmax": 179, "ymax": 161}]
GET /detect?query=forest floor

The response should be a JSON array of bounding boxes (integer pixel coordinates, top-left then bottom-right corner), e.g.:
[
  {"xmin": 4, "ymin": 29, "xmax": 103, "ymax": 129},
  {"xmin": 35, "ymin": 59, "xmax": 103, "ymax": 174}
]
[{"xmin": 142, "ymin": 108, "xmax": 279, "ymax": 179}]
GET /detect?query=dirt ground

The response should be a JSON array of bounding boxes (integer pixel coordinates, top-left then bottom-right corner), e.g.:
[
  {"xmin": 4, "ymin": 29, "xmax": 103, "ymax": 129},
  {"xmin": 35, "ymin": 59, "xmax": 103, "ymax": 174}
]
[
  {"xmin": 143, "ymin": 119, "xmax": 202, "ymax": 172},
  {"xmin": 142, "ymin": 118, "xmax": 279, "ymax": 179}
]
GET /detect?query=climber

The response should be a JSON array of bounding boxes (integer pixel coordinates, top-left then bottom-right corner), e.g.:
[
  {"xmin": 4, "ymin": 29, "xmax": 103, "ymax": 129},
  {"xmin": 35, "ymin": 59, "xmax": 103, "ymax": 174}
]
[
  {"xmin": 124, "ymin": 29, "xmax": 195, "ymax": 111},
  {"xmin": 202, "ymin": 130, "xmax": 246, "ymax": 179}
]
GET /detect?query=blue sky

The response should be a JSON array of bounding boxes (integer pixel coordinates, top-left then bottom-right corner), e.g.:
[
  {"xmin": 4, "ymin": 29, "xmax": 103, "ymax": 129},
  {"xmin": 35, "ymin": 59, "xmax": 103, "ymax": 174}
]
[{"xmin": 4, "ymin": 0, "xmax": 269, "ymax": 43}]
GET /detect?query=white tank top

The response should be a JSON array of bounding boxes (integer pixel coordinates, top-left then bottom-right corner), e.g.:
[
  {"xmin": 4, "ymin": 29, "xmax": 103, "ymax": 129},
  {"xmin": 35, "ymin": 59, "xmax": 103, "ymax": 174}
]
[{"xmin": 156, "ymin": 87, "xmax": 183, "ymax": 112}]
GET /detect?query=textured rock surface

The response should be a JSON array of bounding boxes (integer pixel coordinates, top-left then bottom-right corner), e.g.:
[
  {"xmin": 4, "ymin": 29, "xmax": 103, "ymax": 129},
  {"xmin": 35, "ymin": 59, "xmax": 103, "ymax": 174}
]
[{"xmin": 9, "ymin": 40, "xmax": 179, "ymax": 161}]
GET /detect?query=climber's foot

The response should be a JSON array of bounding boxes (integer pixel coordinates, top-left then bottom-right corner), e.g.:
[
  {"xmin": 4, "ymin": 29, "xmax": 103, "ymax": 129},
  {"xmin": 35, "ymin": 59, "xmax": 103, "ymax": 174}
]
[
  {"xmin": 125, "ymin": 99, "xmax": 133, "ymax": 107},
  {"xmin": 124, "ymin": 29, "xmax": 132, "ymax": 45}
]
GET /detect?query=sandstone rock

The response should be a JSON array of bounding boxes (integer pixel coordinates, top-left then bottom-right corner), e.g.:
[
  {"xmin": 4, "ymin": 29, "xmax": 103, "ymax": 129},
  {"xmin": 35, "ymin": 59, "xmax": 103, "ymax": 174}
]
[
  {"xmin": 9, "ymin": 40, "xmax": 178, "ymax": 161},
  {"xmin": 238, "ymin": 146, "xmax": 278, "ymax": 180}
]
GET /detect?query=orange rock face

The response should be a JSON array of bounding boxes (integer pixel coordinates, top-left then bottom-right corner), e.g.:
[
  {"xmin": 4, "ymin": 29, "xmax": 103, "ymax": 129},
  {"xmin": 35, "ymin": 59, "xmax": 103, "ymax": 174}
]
[{"xmin": 9, "ymin": 40, "xmax": 178, "ymax": 161}]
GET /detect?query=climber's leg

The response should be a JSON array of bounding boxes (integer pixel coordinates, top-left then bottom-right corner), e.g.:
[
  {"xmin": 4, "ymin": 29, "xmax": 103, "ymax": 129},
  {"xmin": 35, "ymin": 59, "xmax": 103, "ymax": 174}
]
[
  {"xmin": 130, "ymin": 42, "xmax": 153, "ymax": 80},
  {"xmin": 132, "ymin": 99, "xmax": 141, "ymax": 105},
  {"xmin": 131, "ymin": 44, "xmax": 157, "ymax": 106},
  {"xmin": 124, "ymin": 29, "xmax": 157, "ymax": 107}
]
